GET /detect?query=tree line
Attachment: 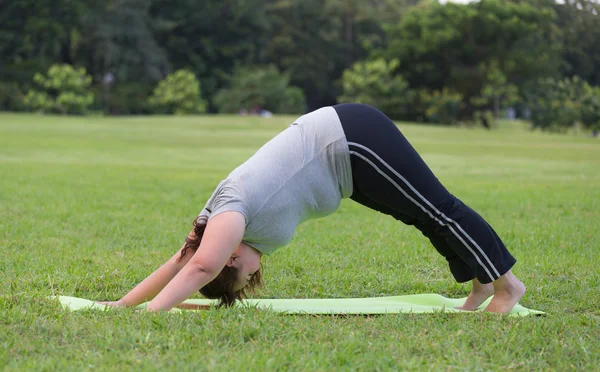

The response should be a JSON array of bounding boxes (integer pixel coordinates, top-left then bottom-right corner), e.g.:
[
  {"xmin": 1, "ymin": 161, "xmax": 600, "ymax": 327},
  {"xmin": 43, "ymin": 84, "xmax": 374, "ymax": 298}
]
[{"xmin": 1, "ymin": 0, "xmax": 599, "ymax": 130}]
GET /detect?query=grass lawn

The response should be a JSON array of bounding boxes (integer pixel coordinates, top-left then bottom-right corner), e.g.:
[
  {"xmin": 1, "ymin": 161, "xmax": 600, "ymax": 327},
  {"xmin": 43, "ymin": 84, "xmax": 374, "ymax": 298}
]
[{"xmin": 1, "ymin": 113, "xmax": 599, "ymax": 371}]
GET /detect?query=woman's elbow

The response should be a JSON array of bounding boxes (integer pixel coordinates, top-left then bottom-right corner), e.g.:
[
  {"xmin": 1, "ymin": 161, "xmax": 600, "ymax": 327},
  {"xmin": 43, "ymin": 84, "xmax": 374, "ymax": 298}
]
[{"xmin": 186, "ymin": 261, "xmax": 221, "ymax": 280}]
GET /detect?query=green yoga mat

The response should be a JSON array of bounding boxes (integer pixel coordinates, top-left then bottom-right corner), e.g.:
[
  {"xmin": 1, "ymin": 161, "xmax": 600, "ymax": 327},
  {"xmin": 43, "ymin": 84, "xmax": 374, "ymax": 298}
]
[{"xmin": 55, "ymin": 295, "xmax": 544, "ymax": 317}]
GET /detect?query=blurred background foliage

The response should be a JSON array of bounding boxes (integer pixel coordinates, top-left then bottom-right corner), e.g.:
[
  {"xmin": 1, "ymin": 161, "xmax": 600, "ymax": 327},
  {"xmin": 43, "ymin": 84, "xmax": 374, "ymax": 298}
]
[{"xmin": 1, "ymin": 0, "xmax": 600, "ymax": 130}]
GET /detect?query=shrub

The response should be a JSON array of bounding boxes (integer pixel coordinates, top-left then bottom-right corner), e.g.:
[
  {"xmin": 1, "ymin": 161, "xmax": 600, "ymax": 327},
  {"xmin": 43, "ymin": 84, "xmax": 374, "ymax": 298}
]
[
  {"xmin": 421, "ymin": 88, "xmax": 464, "ymax": 125},
  {"xmin": 148, "ymin": 69, "xmax": 207, "ymax": 115},
  {"xmin": 338, "ymin": 58, "xmax": 413, "ymax": 120},
  {"xmin": 23, "ymin": 64, "xmax": 94, "ymax": 115},
  {"xmin": 213, "ymin": 65, "xmax": 306, "ymax": 115},
  {"xmin": 527, "ymin": 76, "xmax": 600, "ymax": 131}
]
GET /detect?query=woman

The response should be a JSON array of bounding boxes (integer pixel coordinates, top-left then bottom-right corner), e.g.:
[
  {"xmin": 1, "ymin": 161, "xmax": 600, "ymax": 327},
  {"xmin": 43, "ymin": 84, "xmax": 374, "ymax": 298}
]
[{"xmin": 102, "ymin": 103, "xmax": 525, "ymax": 313}]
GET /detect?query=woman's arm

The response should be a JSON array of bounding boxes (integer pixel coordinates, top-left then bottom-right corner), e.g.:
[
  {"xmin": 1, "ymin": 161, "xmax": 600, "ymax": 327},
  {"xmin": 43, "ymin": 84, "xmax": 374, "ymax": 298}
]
[
  {"xmin": 146, "ymin": 211, "xmax": 245, "ymax": 311},
  {"xmin": 102, "ymin": 234, "xmax": 196, "ymax": 307}
]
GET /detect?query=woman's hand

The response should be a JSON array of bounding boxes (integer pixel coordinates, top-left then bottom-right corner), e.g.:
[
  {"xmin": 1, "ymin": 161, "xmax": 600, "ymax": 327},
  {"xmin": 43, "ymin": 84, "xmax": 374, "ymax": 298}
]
[
  {"xmin": 146, "ymin": 211, "xmax": 245, "ymax": 311},
  {"xmin": 112, "ymin": 237, "xmax": 197, "ymax": 308}
]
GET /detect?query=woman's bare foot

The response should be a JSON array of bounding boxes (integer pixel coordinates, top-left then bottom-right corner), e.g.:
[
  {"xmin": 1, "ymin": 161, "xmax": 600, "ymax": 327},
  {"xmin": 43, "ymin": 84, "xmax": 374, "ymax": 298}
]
[
  {"xmin": 456, "ymin": 278, "xmax": 494, "ymax": 311},
  {"xmin": 485, "ymin": 270, "xmax": 526, "ymax": 313}
]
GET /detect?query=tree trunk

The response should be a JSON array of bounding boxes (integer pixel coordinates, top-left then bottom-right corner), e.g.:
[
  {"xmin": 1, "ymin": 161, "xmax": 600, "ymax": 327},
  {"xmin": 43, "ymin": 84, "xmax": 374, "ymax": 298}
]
[
  {"xmin": 344, "ymin": 1, "xmax": 353, "ymax": 68},
  {"xmin": 494, "ymin": 96, "xmax": 500, "ymax": 118}
]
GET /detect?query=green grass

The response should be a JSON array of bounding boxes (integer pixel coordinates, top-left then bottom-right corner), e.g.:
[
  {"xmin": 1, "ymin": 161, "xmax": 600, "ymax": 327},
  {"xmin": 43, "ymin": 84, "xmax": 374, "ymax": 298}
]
[{"xmin": 1, "ymin": 113, "xmax": 599, "ymax": 371}]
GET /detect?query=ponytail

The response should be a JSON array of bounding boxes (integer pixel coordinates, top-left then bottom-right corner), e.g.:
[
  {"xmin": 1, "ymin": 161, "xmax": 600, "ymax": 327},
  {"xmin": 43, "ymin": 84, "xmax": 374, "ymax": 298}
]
[{"xmin": 177, "ymin": 215, "xmax": 208, "ymax": 262}]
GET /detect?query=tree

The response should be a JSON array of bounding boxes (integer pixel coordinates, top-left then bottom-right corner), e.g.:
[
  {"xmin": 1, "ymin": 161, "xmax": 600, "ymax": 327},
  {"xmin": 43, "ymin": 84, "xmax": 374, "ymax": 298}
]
[
  {"xmin": 262, "ymin": 0, "xmax": 414, "ymax": 111},
  {"xmin": 0, "ymin": 0, "xmax": 170, "ymax": 113},
  {"xmin": 469, "ymin": 62, "xmax": 520, "ymax": 126},
  {"xmin": 149, "ymin": 0, "xmax": 273, "ymax": 110},
  {"xmin": 0, "ymin": 0, "xmax": 89, "ymax": 84},
  {"xmin": 384, "ymin": 0, "xmax": 561, "ymax": 122},
  {"xmin": 80, "ymin": 0, "xmax": 170, "ymax": 83},
  {"xmin": 552, "ymin": 0, "xmax": 600, "ymax": 86}
]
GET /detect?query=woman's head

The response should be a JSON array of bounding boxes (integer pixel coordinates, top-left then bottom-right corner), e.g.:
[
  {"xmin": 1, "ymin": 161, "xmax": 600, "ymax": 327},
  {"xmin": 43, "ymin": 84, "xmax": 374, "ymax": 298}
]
[
  {"xmin": 179, "ymin": 216, "xmax": 263, "ymax": 307},
  {"xmin": 199, "ymin": 255, "xmax": 262, "ymax": 306}
]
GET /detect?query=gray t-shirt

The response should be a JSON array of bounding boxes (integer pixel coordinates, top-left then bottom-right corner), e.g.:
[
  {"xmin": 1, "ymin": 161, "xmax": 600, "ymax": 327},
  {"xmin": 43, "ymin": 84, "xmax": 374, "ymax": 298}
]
[{"xmin": 199, "ymin": 106, "xmax": 353, "ymax": 255}]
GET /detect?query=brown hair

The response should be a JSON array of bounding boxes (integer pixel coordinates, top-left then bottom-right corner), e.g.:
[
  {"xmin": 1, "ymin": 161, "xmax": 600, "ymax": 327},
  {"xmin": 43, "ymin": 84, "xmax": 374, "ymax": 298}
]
[{"xmin": 178, "ymin": 215, "xmax": 262, "ymax": 307}]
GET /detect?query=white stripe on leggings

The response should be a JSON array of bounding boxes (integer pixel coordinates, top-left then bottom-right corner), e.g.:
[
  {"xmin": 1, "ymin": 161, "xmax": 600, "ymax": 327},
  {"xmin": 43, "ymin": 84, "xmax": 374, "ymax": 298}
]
[{"xmin": 348, "ymin": 142, "xmax": 501, "ymax": 280}]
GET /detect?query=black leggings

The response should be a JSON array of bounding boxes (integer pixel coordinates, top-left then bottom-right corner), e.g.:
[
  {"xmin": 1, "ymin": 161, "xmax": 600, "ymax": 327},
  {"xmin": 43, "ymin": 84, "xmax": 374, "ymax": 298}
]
[{"xmin": 334, "ymin": 103, "xmax": 515, "ymax": 284}]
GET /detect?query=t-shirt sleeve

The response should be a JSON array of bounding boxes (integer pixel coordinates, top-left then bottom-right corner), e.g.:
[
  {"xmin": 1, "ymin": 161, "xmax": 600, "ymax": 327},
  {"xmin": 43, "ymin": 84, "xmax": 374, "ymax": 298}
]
[{"xmin": 199, "ymin": 179, "xmax": 249, "ymax": 225}]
